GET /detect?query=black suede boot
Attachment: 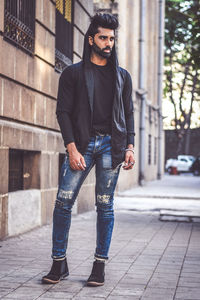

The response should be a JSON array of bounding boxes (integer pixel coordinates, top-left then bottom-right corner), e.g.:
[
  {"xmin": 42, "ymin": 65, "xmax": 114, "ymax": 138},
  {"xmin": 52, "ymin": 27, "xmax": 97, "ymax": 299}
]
[
  {"xmin": 42, "ymin": 258, "xmax": 69, "ymax": 284},
  {"xmin": 87, "ymin": 260, "xmax": 105, "ymax": 286}
]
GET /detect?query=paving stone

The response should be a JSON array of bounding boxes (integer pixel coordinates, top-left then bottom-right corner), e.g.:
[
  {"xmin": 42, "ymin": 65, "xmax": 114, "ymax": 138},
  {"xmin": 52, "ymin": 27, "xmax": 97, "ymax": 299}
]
[
  {"xmin": 154, "ymin": 268, "xmax": 181, "ymax": 275},
  {"xmin": 38, "ymin": 291, "xmax": 74, "ymax": 299},
  {"xmin": 73, "ymin": 284, "xmax": 113, "ymax": 298},
  {"xmin": 0, "ymin": 288, "xmax": 14, "ymax": 298},
  {"xmin": 0, "ymin": 281, "xmax": 21, "ymax": 289},
  {"xmin": 180, "ymin": 272, "xmax": 200, "ymax": 279},
  {"xmin": 36, "ymin": 298, "xmax": 67, "ymax": 300},
  {"xmin": 151, "ymin": 273, "xmax": 179, "ymax": 282},
  {"xmin": 70, "ymin": 265, "xmax": 93, "ymax": 276},
  {"xmin": 0, "ymin": 275, "xmax": 31, "ymax": 284},
  {"xmin": 120, "ymin": 275, "xmax": 149, "ymax": 285},
  {"xmin": 179, "ymin": 276, "xmax": 200, "ymax": 287},
  {"xmin": 50, "ymin": 276, "xmax": 85, "ymax": 293},
  {"xmin": 2, "ymin": 286, "xmax": 44, "ymax": 299},
  {"xmin": 107, "ymin": 262, "xmax": 131, "ymax": 271},
  {"xmin": 141, "ymin": 287, "xmax": 175, "ymax": 300},
  {"xmin": 150, "ymin": 274, "xmax": 179, "ymax": 286},
  {"xmin": 175, "ymin": 287, "xmax": 200, "ymax": 299},
  {"xmin": 107, "ymin": 296, "xmax": 141, "ymax": 300},
  {"xmin": 0, "ymin": 209, "xmax": 198, "ymax": 299},
  {"xmin": 74, "ymin": 297, "xmax": 107, "ymax": 300},
  {"xmin": 110, "ymin": 283, "xmax": 145, "ymax": 297}
]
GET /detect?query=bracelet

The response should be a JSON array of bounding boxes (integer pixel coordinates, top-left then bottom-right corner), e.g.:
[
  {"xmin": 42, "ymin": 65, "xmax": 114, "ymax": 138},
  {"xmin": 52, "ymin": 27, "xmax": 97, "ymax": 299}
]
[{"xmin": 125, "ymin": 148, "xmax": 135, "ymax": 154}]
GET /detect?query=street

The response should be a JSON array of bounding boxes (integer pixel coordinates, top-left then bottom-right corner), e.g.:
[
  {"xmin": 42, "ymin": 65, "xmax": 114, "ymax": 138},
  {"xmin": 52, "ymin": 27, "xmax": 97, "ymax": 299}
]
[{"xmin": 0, "ymin": 174, "xmax": 200, "ymax": 300}]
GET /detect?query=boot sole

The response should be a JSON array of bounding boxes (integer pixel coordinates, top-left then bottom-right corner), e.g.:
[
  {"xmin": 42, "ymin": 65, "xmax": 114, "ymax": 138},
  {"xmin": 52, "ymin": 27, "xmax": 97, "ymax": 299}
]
[
  {"xmin": 42, "ymin": 272, "xmax": 69, "ymax": 284},
  {"xmin": 87, "ymin": 281, "xmax": 104, "ymax": 287}
]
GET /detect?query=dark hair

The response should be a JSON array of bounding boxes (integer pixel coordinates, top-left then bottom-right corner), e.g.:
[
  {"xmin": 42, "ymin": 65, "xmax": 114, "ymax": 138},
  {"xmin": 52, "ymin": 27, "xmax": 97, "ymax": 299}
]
[{"xmin": 87, "ymin": 13, "xmax": 119, "ymax": 38}]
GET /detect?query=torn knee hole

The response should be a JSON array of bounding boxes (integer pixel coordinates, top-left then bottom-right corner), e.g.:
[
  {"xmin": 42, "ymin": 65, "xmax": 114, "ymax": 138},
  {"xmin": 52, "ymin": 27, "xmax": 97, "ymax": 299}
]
[
  {"xmin": 58, "ymin": 189, "xmax": 74, "ymax": 200},
  {"xmin": 97, "ymin": 194, "xmax": 110, "ymax": 204}
]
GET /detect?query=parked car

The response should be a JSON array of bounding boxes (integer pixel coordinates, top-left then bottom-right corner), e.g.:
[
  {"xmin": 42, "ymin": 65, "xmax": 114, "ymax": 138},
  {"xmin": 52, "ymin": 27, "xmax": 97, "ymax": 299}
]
[
  {"xmin": 190, "ymin": 156, "xmax": 200, "ymax": 176},
  {"xmin": 165, "ymin": 155, "xmax": 195, "ymax": 173}
]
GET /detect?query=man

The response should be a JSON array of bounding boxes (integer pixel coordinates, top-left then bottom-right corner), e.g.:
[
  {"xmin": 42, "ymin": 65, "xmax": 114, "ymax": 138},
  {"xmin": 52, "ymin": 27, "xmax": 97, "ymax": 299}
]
[{"xmin": 42, "ymin": 13, "xmax": 135, "ymax": 287}]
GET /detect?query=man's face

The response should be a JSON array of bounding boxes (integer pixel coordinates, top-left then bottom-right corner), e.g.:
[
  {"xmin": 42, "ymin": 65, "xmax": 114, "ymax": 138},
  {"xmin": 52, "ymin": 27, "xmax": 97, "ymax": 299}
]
[{"xmin": 89, "ymin": 27, "xmax": 115, "ymax": 58}]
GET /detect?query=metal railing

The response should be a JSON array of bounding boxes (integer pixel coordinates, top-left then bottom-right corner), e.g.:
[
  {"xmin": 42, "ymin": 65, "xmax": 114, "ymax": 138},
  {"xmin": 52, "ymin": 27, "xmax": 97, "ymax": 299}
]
[{"xmin": 4, "ymin": 0, "xmax": 35, "ymax": 55}]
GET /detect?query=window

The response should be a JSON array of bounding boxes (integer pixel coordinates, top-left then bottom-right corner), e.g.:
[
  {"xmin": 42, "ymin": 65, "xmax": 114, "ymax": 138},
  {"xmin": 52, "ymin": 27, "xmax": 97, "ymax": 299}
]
[
  {"xmin": 4, "ymin": 0, "xmax": 36, "ymax": 55},
  {"xmin": 55, "ymin": 0, "xmax": 74, "ymax": 72},
  {"xmin": 149, "ymin": 106, "xmax": 152, "ymax": 124},
  {"xmin": 9, "ymin": 149, "xmax": 23, "ymax": 192},
  {"xmin": 154, "ymin": 137, "xmax": 157, "ymax": 165},
  {"xmin": 180, "ymin": 158, "xmax": 187, "ymax": 162},
  {"xmin": 148, "ymin": 134, "xmax": 151, "ymax": 165},
  {"xmin": 9, "ymin": 149, "xmax": 40, "ymax": 192}
]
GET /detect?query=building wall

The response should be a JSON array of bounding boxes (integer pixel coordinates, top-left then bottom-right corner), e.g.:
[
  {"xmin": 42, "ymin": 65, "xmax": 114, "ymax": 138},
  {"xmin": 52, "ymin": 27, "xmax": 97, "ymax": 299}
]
[{"xmin": 0, "ymin": 0, "xmax": 94, "ymax": 239}]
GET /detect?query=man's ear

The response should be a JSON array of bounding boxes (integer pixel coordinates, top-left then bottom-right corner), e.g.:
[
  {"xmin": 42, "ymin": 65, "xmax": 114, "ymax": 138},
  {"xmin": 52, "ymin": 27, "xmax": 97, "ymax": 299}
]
[{"xmin": 88, "ymin": 36, "xmax": 93, "ymax": 46}]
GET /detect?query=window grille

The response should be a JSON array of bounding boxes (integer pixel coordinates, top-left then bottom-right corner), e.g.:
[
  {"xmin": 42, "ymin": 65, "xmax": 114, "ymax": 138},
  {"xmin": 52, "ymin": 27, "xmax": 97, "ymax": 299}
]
[
  {"xmin": 4, "ymin": 0, "xmax": 36, "ymax": 55},
  {"xmin": 55, "ymin": 0, "xmax": 74, "ymax": 72}
]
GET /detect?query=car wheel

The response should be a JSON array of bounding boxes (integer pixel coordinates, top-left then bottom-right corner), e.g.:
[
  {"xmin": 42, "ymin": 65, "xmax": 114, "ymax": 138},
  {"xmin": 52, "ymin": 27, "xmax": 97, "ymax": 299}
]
[{"xmin": 167, "ymin": 167, "xmax": 172, "ymax": 174}]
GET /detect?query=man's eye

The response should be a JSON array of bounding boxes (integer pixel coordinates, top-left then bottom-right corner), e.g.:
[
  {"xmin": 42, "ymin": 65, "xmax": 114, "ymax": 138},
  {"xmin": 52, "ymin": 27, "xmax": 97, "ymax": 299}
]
[{"xmin": 110, "ymin": 38, "xmax": 115, "ymax": 41}]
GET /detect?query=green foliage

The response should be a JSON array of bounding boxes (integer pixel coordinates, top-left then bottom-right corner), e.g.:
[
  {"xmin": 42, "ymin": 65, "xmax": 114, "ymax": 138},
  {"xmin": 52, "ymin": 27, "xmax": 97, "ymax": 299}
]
[
  {"xmin": 164, "ymin": 0, "xmax": 200, "ymax": 153},
  {"xmin": 164, "ymin": 0, "xmax": 200, "ymax": 111}
]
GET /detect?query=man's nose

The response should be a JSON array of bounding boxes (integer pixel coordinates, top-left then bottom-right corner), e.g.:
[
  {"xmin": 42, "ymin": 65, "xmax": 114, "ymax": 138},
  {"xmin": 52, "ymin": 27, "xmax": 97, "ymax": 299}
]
[{"xmin": 106, "ymin": 39, "xmax": 112, "ymax": 47}]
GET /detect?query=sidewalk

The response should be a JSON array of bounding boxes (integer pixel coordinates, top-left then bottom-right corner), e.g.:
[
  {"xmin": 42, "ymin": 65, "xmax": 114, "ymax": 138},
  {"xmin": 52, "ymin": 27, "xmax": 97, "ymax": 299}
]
[
  {"xmin": 117, "ymin": 174, "xmax": 200, "ymax": 199},
  {"xmin": 0, "ymin": 175, "xmax": 200, "ymax": 300},
  {"xmin": 116, "ymin": 174, "xmax": 200, "ymax": 222}
]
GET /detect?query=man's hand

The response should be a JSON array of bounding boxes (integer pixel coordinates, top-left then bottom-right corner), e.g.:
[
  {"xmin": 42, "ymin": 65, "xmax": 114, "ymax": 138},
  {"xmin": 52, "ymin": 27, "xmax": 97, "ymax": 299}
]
[
  {"xmin": 67, "ymin": 143, "xmax": 86, "ymax": 171},
  {"xmin": 123, "ymin": 145, "xmax": 135, "ymax": 170}
]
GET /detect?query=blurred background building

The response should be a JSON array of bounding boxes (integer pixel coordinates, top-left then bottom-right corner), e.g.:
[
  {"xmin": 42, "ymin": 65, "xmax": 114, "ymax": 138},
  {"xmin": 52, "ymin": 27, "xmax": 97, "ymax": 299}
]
[{"xmin": 0, "ymin": 0, "xmax": 165, "ymax": 239}]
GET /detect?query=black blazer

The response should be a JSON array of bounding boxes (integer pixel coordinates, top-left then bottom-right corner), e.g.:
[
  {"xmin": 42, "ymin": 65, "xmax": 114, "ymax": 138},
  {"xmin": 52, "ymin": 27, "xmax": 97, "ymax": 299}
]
[{"xmin": 56, "ymin": 61, "xmax": 135, "ymax": 168}]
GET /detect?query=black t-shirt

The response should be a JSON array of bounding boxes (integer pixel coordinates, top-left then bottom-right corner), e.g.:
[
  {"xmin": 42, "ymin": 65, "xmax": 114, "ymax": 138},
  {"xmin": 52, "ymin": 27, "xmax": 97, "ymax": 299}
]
[{"xmin": 91, "ymin": 62, "xmax": 115, "ymax": 135}]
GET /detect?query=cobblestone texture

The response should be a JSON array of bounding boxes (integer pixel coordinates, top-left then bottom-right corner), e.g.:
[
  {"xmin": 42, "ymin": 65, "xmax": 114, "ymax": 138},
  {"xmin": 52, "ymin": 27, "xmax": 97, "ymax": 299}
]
[
  {"xmin": 0, "ymin": 174, "xmax": 200, "ymax": 299},
  {"xmin": 0, "ymin": 209, "xmax": 200, "ymax": 300}
]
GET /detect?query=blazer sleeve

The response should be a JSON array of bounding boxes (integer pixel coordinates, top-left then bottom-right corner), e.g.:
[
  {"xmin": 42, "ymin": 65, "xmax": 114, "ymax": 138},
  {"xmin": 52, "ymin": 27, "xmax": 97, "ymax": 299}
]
[
  {"xmin": 122, "ymin": 70, "xmax": 136, "ymax": 146},
  {"xmin": 56, "ymin": 66, "xmax": 75, "ymax": 147}
]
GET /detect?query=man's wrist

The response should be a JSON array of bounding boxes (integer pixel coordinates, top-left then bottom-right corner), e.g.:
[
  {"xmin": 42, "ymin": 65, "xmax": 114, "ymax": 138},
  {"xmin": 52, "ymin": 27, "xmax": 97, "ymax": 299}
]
[
  {"xmin": 127, "ymin": 144, "xmax": 134, "ymax": 150},
  {"xmin": 125, "ymin": 144, "xmax": 134, "ymax": 154},
  {"xmin": 66, "ymin": 142, "xmax": 78, "ymax": 154}
]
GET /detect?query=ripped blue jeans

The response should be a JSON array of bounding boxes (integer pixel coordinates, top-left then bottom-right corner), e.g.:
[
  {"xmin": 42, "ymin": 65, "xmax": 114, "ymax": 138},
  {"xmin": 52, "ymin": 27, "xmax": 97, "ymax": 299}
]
[{"xmin": 52, "ymin": 134, "xmax": 121, "ymax": 260}]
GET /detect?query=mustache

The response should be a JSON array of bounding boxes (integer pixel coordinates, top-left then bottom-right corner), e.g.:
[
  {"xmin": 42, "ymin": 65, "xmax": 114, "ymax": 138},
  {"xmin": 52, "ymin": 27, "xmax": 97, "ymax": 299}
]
[{"xmin": 103, "ymin": 46, "xmax": 112, "ymax": 51}]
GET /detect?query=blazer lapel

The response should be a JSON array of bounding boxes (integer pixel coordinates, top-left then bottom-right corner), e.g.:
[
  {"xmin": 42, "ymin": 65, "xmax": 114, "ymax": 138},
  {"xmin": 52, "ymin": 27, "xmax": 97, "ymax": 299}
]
[{"xmin": 84, "ymin": 66, "xmax": 94, "ymax": 112}]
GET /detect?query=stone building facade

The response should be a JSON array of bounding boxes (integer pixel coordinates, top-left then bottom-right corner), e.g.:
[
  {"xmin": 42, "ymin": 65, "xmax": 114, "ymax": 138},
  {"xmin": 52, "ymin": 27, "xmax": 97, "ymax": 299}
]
[
  {"xmin": 0, "ymin": 0, "xmax": 93, "ymax": 239},
  {"xmin": 0, "ymin": 0, "xmax": 165, "ymax": 239}
]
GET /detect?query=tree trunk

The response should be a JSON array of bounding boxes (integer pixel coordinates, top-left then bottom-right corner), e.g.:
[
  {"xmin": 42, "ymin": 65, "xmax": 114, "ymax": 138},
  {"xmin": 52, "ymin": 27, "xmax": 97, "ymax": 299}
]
[
  {"xmin": 184, "ymin": 70, "xmax": 198, "ymax": 155},
  {"xmin": 176, "ymin": 134, "xmax": 184, "ymax": 156},
  {"xmin": 185, "ymin": 128, "xmax": 191, "ymax": 154}
]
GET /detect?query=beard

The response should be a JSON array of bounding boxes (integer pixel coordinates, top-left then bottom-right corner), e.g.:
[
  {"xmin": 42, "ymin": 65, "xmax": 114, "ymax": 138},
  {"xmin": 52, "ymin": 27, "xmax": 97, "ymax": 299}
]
[{"xmin": 92, "ymin": 41, "xmax": 112, "ymax": 58}]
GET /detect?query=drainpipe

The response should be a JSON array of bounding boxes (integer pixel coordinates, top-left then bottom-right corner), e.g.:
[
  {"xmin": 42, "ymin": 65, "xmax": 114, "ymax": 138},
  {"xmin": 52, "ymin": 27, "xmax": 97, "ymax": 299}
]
[
  {"xmin": 138, "ymin": 0, "xmax": 146, "ymax": 185},
  {"xmin": 157, "ymin": 0, "xmax": 165, "ymax": 179}
]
